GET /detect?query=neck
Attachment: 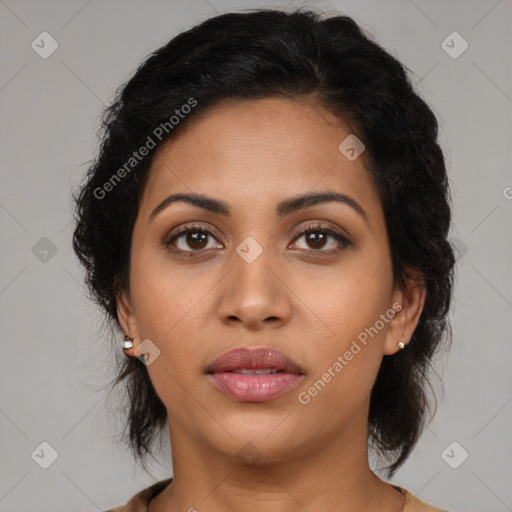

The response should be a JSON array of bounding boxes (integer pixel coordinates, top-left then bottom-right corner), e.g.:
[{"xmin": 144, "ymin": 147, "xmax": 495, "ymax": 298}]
[{"xmin": 149, "ymin": 407, "xmax": 404, "ymax": 512}]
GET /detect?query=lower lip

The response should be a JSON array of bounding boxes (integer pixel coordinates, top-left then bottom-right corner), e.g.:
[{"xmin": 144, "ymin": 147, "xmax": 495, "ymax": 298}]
[{"xmin": 209, "ymin": 372, "xmax": 304, "ymax": 402}]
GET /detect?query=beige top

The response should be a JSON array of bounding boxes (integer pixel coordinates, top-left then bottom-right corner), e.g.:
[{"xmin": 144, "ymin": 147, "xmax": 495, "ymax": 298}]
[{"xmin": 104, "ymin": 478, "xmax": 450, "ymax": 512}]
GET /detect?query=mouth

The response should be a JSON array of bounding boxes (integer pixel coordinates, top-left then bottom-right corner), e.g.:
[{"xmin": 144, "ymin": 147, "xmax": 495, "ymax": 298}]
[
  {"xmin": 206, "ymin": 346, "xmax": 305, "ymax": 375},
  {"xmin": 206, "ymin": 347, "xmax": 305, "ymax": 402}
]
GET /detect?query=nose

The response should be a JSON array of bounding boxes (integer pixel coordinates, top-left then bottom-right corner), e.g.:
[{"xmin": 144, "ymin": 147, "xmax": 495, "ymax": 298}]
[{"xmin": 216, "ymin": 245, "xmax": 292, "ymax": 330}]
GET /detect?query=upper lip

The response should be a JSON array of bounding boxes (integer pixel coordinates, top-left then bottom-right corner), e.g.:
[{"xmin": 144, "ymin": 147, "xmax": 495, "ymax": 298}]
[{"xmin": 207, "ymin": 347, "xmax": 305, "ymax": 375}]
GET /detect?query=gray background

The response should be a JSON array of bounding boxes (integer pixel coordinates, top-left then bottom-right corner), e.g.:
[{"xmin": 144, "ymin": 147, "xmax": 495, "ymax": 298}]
[{"xmin": 1, "ymin": 0, "xmax": 511, "ymax": 511}]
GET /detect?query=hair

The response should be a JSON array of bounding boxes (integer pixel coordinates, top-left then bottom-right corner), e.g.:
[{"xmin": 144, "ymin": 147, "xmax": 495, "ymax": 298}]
[{"xmin": 72, "ymin": 8, "xmax": 455, "ymax": 478}]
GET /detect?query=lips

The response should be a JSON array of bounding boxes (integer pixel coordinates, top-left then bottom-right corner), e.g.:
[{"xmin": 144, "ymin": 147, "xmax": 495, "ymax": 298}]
[
  {"xmin": 207, "ymin": 347, "xmax": 304, "ymax": 375},
  {"xmin": 206, "ymin": 347, "xmax": 305, "ymax": 402}
]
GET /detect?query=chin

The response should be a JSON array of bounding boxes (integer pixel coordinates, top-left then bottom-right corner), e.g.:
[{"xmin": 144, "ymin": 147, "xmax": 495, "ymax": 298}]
[{"xmin": 200, "ymin": 418, "xmax": 294, "ymax": 455}]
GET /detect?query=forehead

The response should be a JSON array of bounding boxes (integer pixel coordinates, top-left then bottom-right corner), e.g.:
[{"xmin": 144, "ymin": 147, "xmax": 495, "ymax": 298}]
[{"xmin": 140, "ymin": 97, "xmax": 382, "ymax": 223}]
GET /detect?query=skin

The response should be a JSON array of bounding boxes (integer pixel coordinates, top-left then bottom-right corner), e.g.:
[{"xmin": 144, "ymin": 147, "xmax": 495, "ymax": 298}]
[{"xmin": 117, "ymin": 97, "xmax": 426, "ymax": 512}]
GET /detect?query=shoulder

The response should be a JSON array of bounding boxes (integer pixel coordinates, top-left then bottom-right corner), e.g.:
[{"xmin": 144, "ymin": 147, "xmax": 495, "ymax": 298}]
[
  {"xmin": 102, "ymin": 478, "xmax": 173, "ymax": 512},
  {"xmin": 393, "ymin": 485, "xmax": 451, "ymax": 512}
]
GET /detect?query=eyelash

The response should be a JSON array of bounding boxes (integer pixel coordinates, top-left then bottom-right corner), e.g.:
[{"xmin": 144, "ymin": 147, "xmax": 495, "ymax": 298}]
[{"xmin": 163, "ymin": 223, "xmax": 351, "ymax": 256}]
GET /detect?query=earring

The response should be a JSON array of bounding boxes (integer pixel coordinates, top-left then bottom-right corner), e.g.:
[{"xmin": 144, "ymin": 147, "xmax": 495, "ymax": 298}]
[
  {"xmin": 398, "ymin": 341, "xmax": 405, "ymax": 350},
  {"xmin": 123, "ymin": 334, "xmax": 134, "ymax": 351}
]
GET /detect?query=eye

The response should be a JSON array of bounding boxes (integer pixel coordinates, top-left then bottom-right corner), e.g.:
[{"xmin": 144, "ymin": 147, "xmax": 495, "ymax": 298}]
[
  {"xmin": 163, "ymin": 223, "xmax": 351, "ymax": 255},
  {"xmin": 290, "ymin": 224, "xmax": 351, "ymax": 255},
  {"xmin": 163, "ymin": 224, "xmax": 222, "ymax": 253}
]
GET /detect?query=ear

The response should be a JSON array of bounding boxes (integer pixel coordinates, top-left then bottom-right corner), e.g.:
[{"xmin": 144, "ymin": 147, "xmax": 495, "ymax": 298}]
[
  {"xmin": 383, "ymin": 268, "xmax": 427, "ymax": 356},
  {"xmin": 116, "ymin": 284, "xmax": 141, "ymax": 358}
]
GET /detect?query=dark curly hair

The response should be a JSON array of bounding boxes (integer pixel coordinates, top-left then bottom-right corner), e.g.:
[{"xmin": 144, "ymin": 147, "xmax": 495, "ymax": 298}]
[{"xmin": 72, "ymin": 8, "xmax": 455, "ymax": 478}]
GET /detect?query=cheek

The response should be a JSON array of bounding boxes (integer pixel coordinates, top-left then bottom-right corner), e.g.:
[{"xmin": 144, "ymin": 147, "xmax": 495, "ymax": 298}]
[
  {"xmin": 129, "ymin": 240, "xmax": 213, "ymax": 335},
  {"xmin": 296, "ymin": 290, "xmax": 387, "ymax": 420},
  {"xmin": 296, "ymin": 249, "xmax": 392, "ymax": 341},
  {"xmin": 129, "ymin": 264, "xmax": 206, "ymax": 410},
  {"xmin": 292, "ymin": 250, "xmax": 392, "ymax": 399},
  {"xmin": 130, "ymin": 281, "xmax": 207, "ymax": 377}
]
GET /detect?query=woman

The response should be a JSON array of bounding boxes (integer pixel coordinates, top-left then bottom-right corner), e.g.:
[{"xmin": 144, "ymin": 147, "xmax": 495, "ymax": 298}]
[{"xmin": 73, "ymin": 8, "xmax": 455, "ymax": 512}]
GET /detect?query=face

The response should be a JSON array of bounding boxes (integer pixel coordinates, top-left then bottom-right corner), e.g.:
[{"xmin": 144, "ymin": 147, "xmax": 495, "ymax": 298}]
[{"xmin": 118, "ymin": 97, "xmax": 425, "ymax": 464}]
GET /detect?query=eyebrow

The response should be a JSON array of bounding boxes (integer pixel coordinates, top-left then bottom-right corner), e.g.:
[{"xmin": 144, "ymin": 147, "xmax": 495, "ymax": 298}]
[{"xmin": 149, "ymin": 190, "xmax": 369, "ymax": 225}]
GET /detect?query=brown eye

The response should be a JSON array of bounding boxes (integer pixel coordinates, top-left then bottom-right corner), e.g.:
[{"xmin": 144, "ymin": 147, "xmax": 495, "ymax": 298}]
[
  {"xmin": 182, "ymin": 230, "xmax": 209, "ymax": 250},
  {"xmin": 164, "ymin": 223, "xmax": 350, "ymax": 256},
  {"xmin": 304, "ymin": 231, "xmax": 329, "ymax": 250},
  {"xmin": 164, "ymin": 225, "xmax": 221, "ymax": 252},
  {"xmin": 291, "ymin": 225, "xmax": 351, "ymax": 254}
]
